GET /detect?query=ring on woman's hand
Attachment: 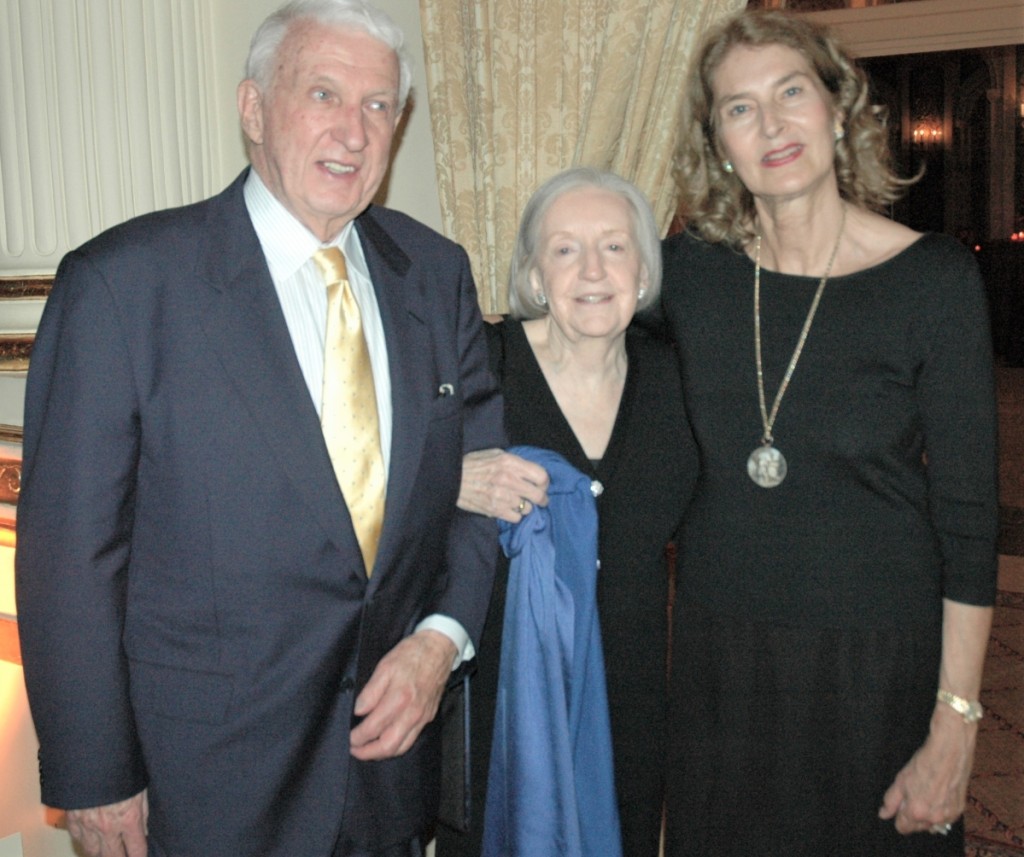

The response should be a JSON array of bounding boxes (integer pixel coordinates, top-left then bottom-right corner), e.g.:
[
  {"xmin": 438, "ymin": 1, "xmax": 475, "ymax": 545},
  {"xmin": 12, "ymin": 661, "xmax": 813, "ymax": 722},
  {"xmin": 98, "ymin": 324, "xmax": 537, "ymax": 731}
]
[
  {"xmin": 517, "ymin": 499, "xmax": 527, "ymax": 514},
  {"xmin": 929, "ymin": 823, "xmax": 952, "ymax": 835}
]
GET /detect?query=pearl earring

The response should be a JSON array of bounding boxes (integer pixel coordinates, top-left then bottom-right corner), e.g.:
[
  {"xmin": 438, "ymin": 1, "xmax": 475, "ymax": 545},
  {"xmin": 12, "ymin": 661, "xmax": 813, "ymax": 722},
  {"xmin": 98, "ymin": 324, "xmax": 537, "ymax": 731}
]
[
  {"xmin": 722, "ymin": 161, "xmax": 734, "ymax": 174},
  {"xmin": 637, "ymin": 288, "xmax": 646, "ymax": 300}
]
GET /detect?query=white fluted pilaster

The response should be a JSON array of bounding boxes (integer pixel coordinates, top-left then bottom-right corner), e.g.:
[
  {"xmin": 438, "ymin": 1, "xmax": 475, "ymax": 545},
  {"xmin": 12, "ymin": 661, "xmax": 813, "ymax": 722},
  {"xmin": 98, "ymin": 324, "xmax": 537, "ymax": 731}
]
[{"xmin": 0, "ymin": 0, "xmax": 218, "ymax": 274}]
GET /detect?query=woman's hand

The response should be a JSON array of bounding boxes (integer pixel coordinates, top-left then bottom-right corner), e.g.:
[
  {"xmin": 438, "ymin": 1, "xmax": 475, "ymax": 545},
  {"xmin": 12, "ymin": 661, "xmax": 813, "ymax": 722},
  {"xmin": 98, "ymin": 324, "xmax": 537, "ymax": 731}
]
[
  {"xmin": 878, "ymin": 704, "xmax": 977, "ymax": 834},
  {"xmin": 459, "ymin": 449, "xmax": 549, "ymax": 522},
  {"xmin": 879, "ymin": 599, "xmax": 992, "ymax": 836}
]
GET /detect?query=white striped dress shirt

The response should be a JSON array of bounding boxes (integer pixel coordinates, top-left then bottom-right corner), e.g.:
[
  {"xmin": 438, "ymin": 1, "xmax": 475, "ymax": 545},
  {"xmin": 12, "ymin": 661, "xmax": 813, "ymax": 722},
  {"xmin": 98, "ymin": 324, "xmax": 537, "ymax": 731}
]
[
  {"xmin": 244, "ymin": 171, "xmax": 392, "ymax": 473},
  {"xmin": 242, "ymin": 170, "xmax": 471, "ymax": 665}
]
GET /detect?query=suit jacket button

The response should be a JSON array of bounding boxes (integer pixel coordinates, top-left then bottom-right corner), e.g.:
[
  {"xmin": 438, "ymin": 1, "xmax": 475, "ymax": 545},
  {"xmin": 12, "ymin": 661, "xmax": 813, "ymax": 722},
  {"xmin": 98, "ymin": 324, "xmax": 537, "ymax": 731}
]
[{"xmin": 340, "ymin": 677, "xmax": 355, "ymax": 692}]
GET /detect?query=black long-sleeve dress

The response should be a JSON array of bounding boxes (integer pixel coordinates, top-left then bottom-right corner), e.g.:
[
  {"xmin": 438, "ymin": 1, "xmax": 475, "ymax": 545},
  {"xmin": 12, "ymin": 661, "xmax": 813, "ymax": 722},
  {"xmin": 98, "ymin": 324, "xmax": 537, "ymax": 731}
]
[
  {"xmin": 660, "ymin": 230, "xmax": 999, "ymax": 857},
  {"xmin": 435, "ymin": 319, "xmax": 698, "ymax": 856}
]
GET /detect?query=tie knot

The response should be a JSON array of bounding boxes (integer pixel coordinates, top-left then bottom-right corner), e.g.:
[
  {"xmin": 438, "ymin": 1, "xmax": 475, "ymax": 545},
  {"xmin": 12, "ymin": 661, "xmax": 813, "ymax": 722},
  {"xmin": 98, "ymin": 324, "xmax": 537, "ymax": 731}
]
[{"xmin": 313, "ymin": 246, "xmax": 348, "ymax": 287}]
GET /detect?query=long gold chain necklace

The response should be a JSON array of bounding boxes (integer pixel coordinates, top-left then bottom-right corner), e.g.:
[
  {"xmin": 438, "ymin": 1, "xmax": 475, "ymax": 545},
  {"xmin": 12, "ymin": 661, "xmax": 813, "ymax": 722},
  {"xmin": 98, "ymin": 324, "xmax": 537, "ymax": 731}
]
[{"xmin": 747, "ymin": 205, "xmax": 846, "ymax": 488}]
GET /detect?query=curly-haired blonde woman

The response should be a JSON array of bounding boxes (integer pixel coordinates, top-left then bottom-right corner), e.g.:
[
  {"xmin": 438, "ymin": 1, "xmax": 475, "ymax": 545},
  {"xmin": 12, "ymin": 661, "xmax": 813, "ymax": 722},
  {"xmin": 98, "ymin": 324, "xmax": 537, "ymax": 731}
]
[{"xmin": 659, "ymin": 10, "xmax": 998, "ymax": 856}]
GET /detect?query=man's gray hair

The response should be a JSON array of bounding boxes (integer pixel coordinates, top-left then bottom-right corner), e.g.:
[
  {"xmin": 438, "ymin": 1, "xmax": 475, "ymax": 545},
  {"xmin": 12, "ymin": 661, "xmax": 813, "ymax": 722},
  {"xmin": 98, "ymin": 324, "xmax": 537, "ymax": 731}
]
[{"xmin": 245, "ymin": 0, "xmax": 412, "ymax": 106}]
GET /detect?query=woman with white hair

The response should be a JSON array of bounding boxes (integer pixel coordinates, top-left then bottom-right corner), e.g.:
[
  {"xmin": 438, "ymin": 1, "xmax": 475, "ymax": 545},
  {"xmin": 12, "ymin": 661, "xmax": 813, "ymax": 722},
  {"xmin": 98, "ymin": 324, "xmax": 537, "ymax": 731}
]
[{"xmin": 439, "ymin": 167, "xmax": 698, "ymax": 856}]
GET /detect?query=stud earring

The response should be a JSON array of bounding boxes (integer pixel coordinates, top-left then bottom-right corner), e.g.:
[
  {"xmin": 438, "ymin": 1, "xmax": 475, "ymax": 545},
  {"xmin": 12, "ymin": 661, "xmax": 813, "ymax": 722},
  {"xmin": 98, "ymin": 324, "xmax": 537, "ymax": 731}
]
[
  {"xmin": 722, "ymin": 161, "xmax": 734, "ymax": 174},
  {"xmin": 834, "ymin": 125, "xmax": 844, "ymax": 141},
  {"xmin": 637, "ymin": 288, "xmax": 647, "ymax": 300},
  {"xmin": 536, "ymin": 292, "xmax": 547, "ymax": 306}
]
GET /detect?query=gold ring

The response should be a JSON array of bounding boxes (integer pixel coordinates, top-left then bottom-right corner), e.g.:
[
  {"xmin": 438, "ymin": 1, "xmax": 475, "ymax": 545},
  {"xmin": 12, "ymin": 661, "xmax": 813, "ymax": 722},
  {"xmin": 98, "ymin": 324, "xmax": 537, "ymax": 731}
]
[{"xmin": 517, "ymin": 499, "xmax": 527, "ymax": 514}]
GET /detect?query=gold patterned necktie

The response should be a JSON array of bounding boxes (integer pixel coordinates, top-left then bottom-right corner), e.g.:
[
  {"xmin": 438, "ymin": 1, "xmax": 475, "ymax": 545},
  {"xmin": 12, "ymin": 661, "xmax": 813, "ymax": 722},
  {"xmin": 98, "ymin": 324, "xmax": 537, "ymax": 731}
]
[{"xmin": 314, "ymin": 247, "xmax": 385, "ymax": 576}]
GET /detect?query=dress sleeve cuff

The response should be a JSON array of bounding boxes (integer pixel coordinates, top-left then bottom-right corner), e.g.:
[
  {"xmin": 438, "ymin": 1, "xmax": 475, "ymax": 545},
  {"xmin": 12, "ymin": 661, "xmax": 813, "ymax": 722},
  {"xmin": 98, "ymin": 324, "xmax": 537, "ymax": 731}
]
[{"xmin": 415, "ymin": 614, "xmax": 475, "ymax": 670}]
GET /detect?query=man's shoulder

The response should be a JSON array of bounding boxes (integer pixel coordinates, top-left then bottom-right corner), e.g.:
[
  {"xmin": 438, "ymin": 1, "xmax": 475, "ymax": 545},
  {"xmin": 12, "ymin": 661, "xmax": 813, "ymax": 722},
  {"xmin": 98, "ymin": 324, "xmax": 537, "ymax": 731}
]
[
  {"xmin": 358, "ymin": 204, "xmax": 444, "ymax": 238},
  {"xmin": 76, "ymin": 173, "xmax": 247, "ymax": 261},
  {"xmin": 357, "ymin": 205, "xmax": 463, "ymax": 260}
]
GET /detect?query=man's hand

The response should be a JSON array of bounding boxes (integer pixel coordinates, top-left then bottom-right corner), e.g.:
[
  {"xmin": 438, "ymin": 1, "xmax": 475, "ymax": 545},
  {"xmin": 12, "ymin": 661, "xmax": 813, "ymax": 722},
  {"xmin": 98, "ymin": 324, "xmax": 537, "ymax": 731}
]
[
  {"xmin": 66, "ymin": 790, "xmax": 148, "ymax": 857},
  {"xmin": 349, "ymin": 630, "xmax": 457, "ymax": 761},
  {"xmin": 458, "ymin": 448, "xmax": 549, "ymax": 522}
]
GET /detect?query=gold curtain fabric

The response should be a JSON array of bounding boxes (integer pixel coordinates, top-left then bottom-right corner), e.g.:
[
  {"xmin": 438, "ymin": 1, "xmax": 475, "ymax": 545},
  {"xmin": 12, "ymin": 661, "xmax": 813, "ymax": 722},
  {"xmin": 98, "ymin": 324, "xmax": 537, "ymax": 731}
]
[{"xmin": 418, "ymin": 0, "xmax": 744, "ymax": 313}]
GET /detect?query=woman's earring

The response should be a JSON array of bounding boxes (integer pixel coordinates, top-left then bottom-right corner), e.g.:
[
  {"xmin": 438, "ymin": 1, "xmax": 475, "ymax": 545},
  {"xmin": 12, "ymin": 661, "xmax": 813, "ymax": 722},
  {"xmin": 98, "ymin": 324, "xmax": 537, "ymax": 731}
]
[
  {"xmin": 722, "ymin": 161, "xmax": 734, "ymax": 174},
  {"xmin": 536, "ymin": 292, "xmax": 547, "ymax": 306},
  {"xmin": 637, "ymin": 288, "xmax": 647, "ymax": 300},
  {"xmin": 834, "ymin": 124, "xmax": 844, "ymax": 141}
]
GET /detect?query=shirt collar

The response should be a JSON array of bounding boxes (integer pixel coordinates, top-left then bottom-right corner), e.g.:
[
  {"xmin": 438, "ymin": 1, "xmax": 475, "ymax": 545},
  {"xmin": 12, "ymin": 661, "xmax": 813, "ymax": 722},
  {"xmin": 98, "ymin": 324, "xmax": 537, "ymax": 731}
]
[{"xmin": 243, "ymin": 169, "xmax": 367, "ymax": 282}]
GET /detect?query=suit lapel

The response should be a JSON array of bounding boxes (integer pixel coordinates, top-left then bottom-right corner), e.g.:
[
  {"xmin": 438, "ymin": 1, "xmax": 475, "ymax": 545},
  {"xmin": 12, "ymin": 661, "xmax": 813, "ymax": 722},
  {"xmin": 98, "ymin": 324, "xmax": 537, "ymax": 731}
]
[
  {"xmin": 194, "ymin": 176, "xmax": 354, "ymax": 555},
  {"xmin": 356, "ymin": 211, "xmax": 434, "ymax": 579}
]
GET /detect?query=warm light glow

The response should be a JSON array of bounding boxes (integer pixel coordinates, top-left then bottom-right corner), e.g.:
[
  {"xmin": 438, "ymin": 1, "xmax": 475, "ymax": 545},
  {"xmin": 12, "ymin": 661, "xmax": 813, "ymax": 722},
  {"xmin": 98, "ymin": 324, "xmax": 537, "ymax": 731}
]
[
  {"xmin": 0, "ymin": 662, "xmax": 24, "ymax": 723},
  {"xmin": 0, "ymin": 664, "xmax": 34, "ymax": 803},
  {"xmin": 0, "ymin": 546, "xmax": 13, "ymax": 618},
  {"xmin": 912, "ymin": 125, "xmax": 943, "ymax": 145},
  {"xmin": 1011, "ymin": 231, "xmax": 1024, "ymax": 242}
]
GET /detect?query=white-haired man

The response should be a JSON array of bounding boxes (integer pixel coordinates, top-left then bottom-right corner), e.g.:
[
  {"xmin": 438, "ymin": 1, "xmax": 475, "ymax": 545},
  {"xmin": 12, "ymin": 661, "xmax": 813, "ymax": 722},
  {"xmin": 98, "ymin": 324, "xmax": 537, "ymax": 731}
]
[{"xmin": 16, "ymin": 2, "xmax": 503, "ymax": 854}]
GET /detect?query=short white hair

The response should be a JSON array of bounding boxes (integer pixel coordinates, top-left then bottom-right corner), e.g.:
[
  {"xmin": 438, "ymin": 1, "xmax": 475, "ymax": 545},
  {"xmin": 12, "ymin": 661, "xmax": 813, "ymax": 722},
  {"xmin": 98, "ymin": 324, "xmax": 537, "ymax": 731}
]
[
  {"xmin": 508, "ymin": 167, "xmax": 663, "ymax": 320},
  {"xmin": 245, "ymin": 0, "xmax": 412, "ymax": 107}
]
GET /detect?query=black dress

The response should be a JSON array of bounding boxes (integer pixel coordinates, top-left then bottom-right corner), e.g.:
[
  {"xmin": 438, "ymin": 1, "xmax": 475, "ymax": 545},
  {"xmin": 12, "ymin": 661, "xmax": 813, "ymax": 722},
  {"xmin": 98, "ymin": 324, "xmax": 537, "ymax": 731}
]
[
  {"xmin": 659, "ymin": 231, "xmax": 999, "ymax": 857},
  {"xmin": 435, "ymin": 319, "xmax": 698, "ymax": 856}
]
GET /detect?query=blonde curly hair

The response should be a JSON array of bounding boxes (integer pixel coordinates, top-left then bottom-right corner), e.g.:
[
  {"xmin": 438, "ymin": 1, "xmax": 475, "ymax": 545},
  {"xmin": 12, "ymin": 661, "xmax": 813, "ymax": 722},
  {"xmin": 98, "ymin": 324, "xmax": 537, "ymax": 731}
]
[{"xmin": 676, "ymin": 10, "xmax": 916, "ymax": 247}]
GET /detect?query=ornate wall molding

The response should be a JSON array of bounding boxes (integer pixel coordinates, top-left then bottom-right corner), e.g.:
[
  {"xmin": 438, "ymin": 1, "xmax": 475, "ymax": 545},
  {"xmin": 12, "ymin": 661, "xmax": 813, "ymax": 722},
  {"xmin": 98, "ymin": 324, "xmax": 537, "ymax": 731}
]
[
  {"xmin": 0, "ymin": 338, "xmax": 32, "ymax": 373},
  {"xmin": 806, "ymin": 0, "xmax": 1024, "ymax": 57},
  {"xmin": 0, "ymin": 277, "xmax": 52, "ymax": 299},
  {"xmin": 0, "ymin": 426, "xmax": 22, "ymax": 445},
  {"xmin": 0, "ymin": 427, "xmax": 22, "ymax": 527},
  {"xmin": 1, "ymin": 276, "xmax": 52, "ymax": 374},
  {"xmin": 0, "ymin": 460, "xmax": 19, "ymax": 506}
]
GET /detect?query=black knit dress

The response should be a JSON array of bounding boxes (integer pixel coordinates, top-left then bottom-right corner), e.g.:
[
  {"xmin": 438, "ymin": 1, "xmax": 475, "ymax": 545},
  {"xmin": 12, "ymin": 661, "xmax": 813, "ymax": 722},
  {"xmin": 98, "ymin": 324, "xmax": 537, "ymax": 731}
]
[
  {"xmin": 659, "ymin": 231, "xmax": 999, "ymax": 857},
  {"xmin": 435, "ymin": 319, "xmax": 698, "ymax": 856}
]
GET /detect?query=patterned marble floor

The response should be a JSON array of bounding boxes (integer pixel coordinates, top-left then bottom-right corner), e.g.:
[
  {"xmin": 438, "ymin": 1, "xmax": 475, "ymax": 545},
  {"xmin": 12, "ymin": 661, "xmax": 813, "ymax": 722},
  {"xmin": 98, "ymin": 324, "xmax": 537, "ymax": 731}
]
[
  {"xmin": 965, "ymin": 588, "xmax": 1024, "ymax": 854},
  {"xmin": 965, "ymin": 369, "xmax": 1023, "ymax": 854}
]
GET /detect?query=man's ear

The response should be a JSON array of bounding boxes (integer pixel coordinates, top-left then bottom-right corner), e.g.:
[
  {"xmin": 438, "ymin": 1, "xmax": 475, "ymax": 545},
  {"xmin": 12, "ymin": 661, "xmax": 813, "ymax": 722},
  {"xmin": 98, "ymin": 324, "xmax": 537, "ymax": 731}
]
[{"xmin": 238, "ymin": 80, "xmax": 264, "ymax": 146}]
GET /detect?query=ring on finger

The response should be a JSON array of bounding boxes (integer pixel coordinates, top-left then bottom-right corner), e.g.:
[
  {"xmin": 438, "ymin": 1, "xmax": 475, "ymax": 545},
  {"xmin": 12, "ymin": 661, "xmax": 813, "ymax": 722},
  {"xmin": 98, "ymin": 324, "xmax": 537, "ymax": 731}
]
[
  {"xmin": 929, "ymin": 823, "xmax": 952, "ymax": 835},
  {"xmin": 517, "ymin": 499, "xmax": 527, "ymax": 514}
]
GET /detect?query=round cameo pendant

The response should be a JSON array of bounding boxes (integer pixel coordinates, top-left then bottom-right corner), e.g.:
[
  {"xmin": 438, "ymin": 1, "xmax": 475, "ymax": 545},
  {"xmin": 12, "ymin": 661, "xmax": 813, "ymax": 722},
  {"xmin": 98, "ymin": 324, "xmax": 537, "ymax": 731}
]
[{"xmin": 748, "ymin": 444, "xmax": 787, "ymax": 488}]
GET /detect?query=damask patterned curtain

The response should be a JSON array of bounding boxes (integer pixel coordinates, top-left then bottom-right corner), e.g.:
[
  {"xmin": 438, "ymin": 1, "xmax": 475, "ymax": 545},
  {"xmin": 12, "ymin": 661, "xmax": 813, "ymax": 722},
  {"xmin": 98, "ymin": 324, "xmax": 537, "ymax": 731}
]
[{"xmin": 418, "ymin": 0, "xmax": 744, "ymax": 313}]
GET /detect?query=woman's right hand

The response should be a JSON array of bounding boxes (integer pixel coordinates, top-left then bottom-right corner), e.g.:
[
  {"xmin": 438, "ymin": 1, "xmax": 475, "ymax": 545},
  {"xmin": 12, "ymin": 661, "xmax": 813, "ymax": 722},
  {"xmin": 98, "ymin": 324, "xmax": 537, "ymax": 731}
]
[{"xmin": 458, "ymin": 448, "xmax": 550, "ymax": 522}]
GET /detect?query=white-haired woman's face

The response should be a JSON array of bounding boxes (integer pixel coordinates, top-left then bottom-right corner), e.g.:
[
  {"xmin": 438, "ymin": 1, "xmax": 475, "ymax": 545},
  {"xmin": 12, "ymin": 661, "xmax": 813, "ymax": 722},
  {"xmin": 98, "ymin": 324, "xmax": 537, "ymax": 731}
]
[{"xmin": 529, "ymin": 187, "xmax": 648, "ymax": 344}]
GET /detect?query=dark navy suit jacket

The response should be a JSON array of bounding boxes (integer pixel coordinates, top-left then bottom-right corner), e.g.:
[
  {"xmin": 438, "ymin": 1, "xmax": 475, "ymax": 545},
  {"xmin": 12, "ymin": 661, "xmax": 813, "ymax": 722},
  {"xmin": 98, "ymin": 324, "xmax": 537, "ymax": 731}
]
[{"xmin": 16, "ymin": 170, "xmax": 504, "ymax": 856}]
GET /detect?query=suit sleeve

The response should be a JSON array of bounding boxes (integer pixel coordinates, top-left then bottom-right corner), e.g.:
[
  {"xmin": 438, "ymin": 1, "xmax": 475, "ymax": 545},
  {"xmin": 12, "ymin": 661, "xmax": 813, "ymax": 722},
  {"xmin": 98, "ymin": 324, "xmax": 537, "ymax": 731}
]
[
  {"xmin": 428, "ymin": 251, "xmax": 506, "ymax": 648},
  {"xmin": 15, "ymin": 250, "xmax": 147, "ymax": 809}
]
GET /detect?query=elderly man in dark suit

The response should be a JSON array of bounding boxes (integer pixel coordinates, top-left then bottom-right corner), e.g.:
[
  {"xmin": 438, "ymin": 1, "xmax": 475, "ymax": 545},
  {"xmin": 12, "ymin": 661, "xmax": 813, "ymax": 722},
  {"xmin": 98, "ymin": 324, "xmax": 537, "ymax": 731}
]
[{"xmin": 15, "ymin": 2, "xmax": 503, "ymax": 855}]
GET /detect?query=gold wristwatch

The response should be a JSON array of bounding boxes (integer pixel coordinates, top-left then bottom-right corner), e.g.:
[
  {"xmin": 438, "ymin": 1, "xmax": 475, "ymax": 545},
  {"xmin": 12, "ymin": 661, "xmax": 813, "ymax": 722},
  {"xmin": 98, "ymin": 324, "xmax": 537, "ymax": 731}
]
[{"xmin": 936, "ymin": 689, "xmax": 983, "ymax": 723}]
